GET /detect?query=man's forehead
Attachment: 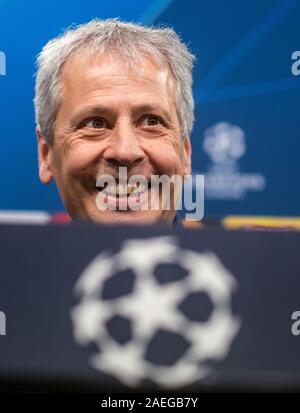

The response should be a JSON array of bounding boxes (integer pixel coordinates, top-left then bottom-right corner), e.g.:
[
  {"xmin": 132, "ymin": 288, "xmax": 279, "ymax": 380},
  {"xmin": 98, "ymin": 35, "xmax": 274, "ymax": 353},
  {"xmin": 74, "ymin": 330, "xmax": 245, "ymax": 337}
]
[{"xmin": 60, "ymin": 50, "xmax": 176, "ymax": 94}]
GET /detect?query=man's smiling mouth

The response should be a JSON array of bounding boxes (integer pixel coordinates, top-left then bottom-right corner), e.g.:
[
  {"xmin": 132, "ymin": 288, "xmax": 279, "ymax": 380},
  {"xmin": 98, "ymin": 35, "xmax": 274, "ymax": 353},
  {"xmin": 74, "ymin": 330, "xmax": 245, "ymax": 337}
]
[
  {"xmin": 95, "ymin": 179, "xmax": 154, "ymax": 212},
  {"xmin": 96, "ymin": 181, "xmax": 149, "ymax": 198}
]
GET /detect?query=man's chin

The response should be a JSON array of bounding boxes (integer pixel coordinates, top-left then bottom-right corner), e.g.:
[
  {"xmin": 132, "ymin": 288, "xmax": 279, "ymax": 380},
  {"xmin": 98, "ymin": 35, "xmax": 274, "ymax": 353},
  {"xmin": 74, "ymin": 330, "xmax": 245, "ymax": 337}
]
[{"xmin": 82, "ymin": 209, "xmax": 175, "ymax": 226}]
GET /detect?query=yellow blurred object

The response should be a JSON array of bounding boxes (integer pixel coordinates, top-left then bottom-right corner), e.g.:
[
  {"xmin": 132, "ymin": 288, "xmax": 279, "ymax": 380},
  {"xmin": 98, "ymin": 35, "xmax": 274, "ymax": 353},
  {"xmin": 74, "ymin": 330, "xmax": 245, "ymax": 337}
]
[{"xmin": 222, "ymin": 216, "xmax": 300, "ymax": 231}]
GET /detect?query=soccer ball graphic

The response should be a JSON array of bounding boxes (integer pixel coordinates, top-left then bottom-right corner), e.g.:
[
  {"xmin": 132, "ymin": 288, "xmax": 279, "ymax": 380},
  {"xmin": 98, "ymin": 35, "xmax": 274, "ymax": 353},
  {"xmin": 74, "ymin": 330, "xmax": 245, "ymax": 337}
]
[{"xmin": 71, "ymin": 236, "xmax": 240, "ymax": 388}]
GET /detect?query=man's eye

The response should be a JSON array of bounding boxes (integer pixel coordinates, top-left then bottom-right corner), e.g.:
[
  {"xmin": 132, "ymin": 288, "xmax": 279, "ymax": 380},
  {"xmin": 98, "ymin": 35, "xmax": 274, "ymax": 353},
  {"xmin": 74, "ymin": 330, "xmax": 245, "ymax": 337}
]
[
  {"xmin": 141, "ymin": 115, "xmax": 163, "ymax": 127},
  {"xmin": 84, "ymin": 118, "xmax": 107, "ymax": 129}
]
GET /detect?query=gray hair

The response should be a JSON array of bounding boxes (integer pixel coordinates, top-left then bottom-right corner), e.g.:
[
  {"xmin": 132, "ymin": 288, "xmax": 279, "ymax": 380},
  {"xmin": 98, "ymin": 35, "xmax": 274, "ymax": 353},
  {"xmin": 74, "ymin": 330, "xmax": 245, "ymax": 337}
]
[{"xmin": 34, "ymin": 19, "xmax": 195, "ymax": 146}]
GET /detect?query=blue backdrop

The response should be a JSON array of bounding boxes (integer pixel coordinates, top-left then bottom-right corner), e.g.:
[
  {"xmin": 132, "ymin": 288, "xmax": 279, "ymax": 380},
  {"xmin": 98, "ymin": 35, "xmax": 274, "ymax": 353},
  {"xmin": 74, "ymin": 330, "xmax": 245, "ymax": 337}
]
[{"xmin": 0, "ymin": 0, "xmax": 299, "ymax": 218}]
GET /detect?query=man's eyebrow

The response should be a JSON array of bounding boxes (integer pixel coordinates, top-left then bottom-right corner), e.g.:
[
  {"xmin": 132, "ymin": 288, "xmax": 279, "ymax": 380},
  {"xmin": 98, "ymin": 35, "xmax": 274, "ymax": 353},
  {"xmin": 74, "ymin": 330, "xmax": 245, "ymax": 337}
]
[
  {"xmin": 70, "ymin": 105, "xmax": 113, "ymax": 125},
  {"xmin": 70, "ymin": 103, "xmax": 173, "ymax": 125},
  {"xmin": 134, "ymin": 104, "xmax": 172, "ymax": 121}
]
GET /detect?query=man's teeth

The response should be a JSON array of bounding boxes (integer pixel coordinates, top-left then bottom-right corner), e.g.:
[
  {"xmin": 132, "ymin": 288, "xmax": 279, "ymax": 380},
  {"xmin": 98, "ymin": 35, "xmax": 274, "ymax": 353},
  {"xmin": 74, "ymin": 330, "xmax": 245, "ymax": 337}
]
[{"xmin": 100, "ymin": 183, "xmax": 148, "ymax": 196}]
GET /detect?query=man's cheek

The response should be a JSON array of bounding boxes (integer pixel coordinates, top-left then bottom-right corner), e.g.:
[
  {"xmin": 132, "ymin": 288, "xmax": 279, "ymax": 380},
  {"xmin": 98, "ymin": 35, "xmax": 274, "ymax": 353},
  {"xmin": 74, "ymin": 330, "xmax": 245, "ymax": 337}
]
[
  {"xmin": 61, "ymin": 148, "xmax": 96, "ymax": 182},
  {"xmin": 163, "ymin": 154, "xmax": 183, "ymax": 175},
  {"xmin": 150, "ymin": 149, "xmax": 181, "ymax": 173},
  {"xmin": 65, "ymin": 150, "xmax": 93, "ymax": 172}
]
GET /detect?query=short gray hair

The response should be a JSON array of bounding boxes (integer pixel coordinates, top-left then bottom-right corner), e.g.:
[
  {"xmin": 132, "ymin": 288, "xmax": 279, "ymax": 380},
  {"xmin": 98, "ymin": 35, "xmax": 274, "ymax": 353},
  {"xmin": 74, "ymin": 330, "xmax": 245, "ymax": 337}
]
[{"xmin": 34, "ymin": 19, "xmax": 195, "ymax": 146}]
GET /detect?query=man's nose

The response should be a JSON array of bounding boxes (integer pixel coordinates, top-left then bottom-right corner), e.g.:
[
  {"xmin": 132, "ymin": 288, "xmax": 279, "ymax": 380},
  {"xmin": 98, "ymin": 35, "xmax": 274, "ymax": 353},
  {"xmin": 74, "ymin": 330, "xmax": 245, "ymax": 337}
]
[{"xmin": 102, "ymin": 120, "xmax": 145, "ymax": 167}]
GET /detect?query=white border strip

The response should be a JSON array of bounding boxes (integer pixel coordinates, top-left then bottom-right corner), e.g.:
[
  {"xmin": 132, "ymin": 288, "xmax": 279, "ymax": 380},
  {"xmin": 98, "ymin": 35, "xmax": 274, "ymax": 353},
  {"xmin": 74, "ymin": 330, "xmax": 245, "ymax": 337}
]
[{"xmin": 0, "ymin": 211, "xmax": 51, "ymax": 225}]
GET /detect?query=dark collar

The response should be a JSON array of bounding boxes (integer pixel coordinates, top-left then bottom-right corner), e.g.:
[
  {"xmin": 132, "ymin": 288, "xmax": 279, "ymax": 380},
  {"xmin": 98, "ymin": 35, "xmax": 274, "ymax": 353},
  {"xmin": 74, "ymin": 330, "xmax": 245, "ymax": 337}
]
[{"xmin": 173, "ymin": 214, "xmax": 183, "ymax": 227}]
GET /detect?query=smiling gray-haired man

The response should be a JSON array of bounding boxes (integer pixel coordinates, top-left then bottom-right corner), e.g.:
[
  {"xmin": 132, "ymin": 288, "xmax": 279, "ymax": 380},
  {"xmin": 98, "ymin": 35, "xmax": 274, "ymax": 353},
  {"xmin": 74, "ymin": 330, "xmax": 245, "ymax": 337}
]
[{"xmin": 35, "ymin": 19, "xmax": 195, "ymax": 225}]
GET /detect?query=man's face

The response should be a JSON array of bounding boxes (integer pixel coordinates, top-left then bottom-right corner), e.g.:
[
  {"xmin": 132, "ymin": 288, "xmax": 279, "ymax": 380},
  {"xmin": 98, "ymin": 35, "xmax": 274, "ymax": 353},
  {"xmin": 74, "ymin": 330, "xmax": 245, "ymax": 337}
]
[{"xmin": 37, "ymin": 52, "xmax": 191, "ymax": 224}]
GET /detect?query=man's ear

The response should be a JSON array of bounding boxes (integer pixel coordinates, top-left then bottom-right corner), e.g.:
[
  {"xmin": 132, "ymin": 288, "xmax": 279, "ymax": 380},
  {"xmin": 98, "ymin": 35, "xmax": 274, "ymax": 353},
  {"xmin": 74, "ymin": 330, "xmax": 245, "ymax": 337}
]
[
  {"xmin": 36, "ymin": 126, "xmax": 53, "ymax": 184},
  {"xmin": 183, "ymin": 136, "xmax": 192, "ymax": 177}
]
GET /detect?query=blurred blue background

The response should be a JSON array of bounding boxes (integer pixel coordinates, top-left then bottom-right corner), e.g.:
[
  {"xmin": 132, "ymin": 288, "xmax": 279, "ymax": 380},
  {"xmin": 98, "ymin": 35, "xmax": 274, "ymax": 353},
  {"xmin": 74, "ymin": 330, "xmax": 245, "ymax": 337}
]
[{"xmin": 0, "ymin": 0, "xmax": 299, "ymax": 218}]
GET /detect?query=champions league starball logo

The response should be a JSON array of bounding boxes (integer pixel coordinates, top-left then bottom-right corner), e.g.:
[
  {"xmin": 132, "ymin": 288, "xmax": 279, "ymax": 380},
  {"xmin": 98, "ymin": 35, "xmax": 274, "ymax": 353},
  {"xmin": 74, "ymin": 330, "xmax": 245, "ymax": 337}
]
[
  {"xmin": 197, "ymin": 122, "xmax": 266, "ymax": 200},
  {"xmin": 71, "ymin": 236, "xmax": 240, "ymax": 388},
  {"xmin": 203, "ymin": 122, "xmax": 246, "ymax": 167}
]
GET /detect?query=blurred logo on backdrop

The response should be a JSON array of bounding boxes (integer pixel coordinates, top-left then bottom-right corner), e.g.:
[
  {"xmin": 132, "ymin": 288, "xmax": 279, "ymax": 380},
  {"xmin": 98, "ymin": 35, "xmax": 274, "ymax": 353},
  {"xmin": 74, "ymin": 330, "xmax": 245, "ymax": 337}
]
[
  {"xmin": 71, "ymin": 236, "xmax": 240, "ymax": 388},
  {"xmin": 196, "ymin": 122, "xmax": 266, "ymax": 200}
]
